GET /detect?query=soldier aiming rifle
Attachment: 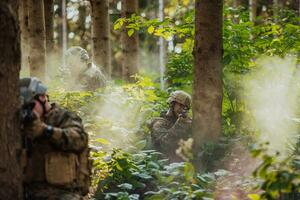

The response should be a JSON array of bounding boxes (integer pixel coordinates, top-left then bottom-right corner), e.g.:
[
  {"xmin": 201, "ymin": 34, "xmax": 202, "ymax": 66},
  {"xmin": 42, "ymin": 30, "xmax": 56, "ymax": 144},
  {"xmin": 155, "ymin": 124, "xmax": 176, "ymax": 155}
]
[{"xmin": 19, "ymin": 77, "xmax": 91, "ymax": 200}]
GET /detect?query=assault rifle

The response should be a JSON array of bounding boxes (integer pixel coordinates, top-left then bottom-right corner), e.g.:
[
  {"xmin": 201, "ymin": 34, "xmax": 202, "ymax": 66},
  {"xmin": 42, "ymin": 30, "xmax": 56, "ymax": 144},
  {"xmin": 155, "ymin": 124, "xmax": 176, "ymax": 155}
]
[
  {"xmin": 20, "ymin": 102, "xmax": 36, "ymax": 157},
  {"xmin": 20, "ymin": 102, "xmax": 36, "ymax": 127}
]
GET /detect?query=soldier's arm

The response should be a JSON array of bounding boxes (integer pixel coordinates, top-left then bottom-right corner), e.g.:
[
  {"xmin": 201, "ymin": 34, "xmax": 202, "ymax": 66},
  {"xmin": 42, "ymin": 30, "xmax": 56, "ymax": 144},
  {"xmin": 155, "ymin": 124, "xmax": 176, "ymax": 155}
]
[
  {"xmin": 165, "ymin": 117, "xmax": 192, "ymax": 140},
  {"xmin": 93, "ymin": 71, "xmax": 106, "ymax": 88},
  {"xmin": 50, "ymin": 112, "xmax": 88, "ymax": 153},
  {"xmin": 151, "ymin": 120, "xmax": 170, "ymax": 146}
]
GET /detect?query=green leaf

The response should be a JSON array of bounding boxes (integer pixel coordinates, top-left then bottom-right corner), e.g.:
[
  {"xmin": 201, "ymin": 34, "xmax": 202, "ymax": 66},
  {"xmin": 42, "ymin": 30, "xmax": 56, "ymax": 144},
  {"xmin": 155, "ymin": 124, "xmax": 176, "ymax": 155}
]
[
  {"xmin": 115, "ymin": 162, "xmax": 123, "ymax": 171},
  {"xmin": 128, "ymin": 29, "xmax": 134, "ymax": 37},
  {"xmin": 114, "ymin": 18, "xmax": 124, "ymax": 30},
  {"xmin": 94, "ymin": 138, "xmax": 110, "ymax": 145},
  {"xmin": 118, "ymin": 183, "xmax": 133, "ymax": 190},
  {"xmin": 135, "ymin": 140, "xmax": 147, "ymax": 150},
  {"xmin": 247, "ymin": 194, "xmax": 261, "ymax": 200},
  {"xmin": 184, "ymin": 162, "xmax": 195, "ymax": 181},
  {"xmin": 148, "ymin": 26, "xmax": 155, "ymax": 34}
]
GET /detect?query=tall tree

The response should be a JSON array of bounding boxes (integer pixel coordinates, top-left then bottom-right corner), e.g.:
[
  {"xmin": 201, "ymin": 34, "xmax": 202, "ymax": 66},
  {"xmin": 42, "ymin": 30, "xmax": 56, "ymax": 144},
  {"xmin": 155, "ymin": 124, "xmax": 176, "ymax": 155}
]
[
  {"xmin": 55, "ymin": 0, "xmax": 63, "ymax": 50},
  {"xmin": 158, "ymin": 0, "xmax": 166, "ymax": 90},
  {"xmin": 44, "ymin": 0, "xmax": 54, "ymax": 58},
  {"xmin": 28, "ymin": 0, "xmax": 46, "ymax": 80},
  {"xmin": 249, "ymin": 0, "xmax": 257, "ymax": 22},
  {"xmin": 78, "ymin": 3, "xmax": 89, "ymax": 50},
  {"xmin": 233, "ymin": 0, "xmax": 242, "ymax": 7},
  {"xmin": 192, "ymin": 0, "xmax": 223, "ymax": 160},
  {"xmin": 121, "ymin": 0, "xmax": 139, "ymax": 82},
  {"xmin": 0, "ymin": 0, "xmax": 22, "ymax": 199},
  {"xmin": 19, "ymin": 0, "xmax": 30, "ymax": 70},
  {"xmin": 90, "ymin": 0, "xmax": 111, "ymax": 76}
]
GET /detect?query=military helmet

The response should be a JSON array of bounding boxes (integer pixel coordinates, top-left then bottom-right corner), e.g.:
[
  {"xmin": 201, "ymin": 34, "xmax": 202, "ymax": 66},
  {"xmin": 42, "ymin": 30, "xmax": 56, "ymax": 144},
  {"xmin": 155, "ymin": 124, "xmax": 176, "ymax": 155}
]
[
  {"xmin": 167, "ymin": 90, "xmax": 191, "ymax": 108},
  {"xmin": 65, "ymin": 46, "xmax": 90, "ymax": 63},
  {"xmin": 19, "ymin": 77, "xmax": 47, "ymax": 105}
]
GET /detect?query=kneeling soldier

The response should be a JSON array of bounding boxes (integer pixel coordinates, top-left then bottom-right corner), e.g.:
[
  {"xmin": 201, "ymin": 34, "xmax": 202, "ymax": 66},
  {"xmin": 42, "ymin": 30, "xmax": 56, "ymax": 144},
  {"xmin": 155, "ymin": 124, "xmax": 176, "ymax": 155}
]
[
  {"xmin": 20, "ymin": 77, "xmax": 91, "ymax": 200},
  {"xmin": 62, "ymin": 46, "xmax": 107, "ymax": 91},
  {"xmin": 149, "ymin": 90, "xmax": 192, "ymax": 162}
]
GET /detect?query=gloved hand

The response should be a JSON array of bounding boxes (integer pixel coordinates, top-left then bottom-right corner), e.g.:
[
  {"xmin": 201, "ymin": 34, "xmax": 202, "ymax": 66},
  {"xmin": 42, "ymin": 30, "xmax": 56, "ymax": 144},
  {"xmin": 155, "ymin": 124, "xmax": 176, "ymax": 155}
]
[
  {"xmin": 23, "ymin": 117, "xmax": 47, "ymax": 139},
  {"xmin": 176, "ymin": 116, "xmax": 191, "ymax": 124}
]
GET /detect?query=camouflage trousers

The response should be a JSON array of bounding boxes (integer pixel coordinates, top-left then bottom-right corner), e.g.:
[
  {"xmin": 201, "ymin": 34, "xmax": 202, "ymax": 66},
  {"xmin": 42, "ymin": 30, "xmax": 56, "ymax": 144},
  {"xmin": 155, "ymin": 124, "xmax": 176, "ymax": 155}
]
[{"xmin": 25, "ymin": 184, "xmax": 85, "ymax": 200}]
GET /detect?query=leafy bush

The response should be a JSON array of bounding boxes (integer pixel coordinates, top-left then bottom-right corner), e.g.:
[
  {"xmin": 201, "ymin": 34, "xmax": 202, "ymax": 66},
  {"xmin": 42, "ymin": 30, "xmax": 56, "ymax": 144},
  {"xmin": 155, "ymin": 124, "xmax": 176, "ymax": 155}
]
[
  {"xmin": 248, "ymin": 143, "xmax": 300, "ymax": 200},
  {"xmin": 48, "ymin": 76, "xmax": 168, "ymax": 151},
  {"xmin": 165, "ymin": 39, "xmax": 193, "ymax": 92},
  {"xmin": 92, "ymin": 149, "xmax": 215, "ymax": 200}
]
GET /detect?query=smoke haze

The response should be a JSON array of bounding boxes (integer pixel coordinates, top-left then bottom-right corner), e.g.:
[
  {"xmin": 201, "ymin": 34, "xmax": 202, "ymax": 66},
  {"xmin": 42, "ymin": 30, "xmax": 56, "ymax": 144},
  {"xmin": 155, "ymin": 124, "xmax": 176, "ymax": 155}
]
[{"xmin": 243, "ymin": 56, "xmax": 300, "ymax": 155}]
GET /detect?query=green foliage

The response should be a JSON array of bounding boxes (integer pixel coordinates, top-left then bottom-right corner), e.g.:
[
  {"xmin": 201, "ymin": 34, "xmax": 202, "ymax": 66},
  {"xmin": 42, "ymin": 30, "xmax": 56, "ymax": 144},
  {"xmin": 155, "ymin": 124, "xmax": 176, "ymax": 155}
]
[
  {"xmin": 165, "ymin": 7, "xmax": 300, "ymax": 137},
  {"xmin": 114, "ymin": 10, "xmax": 194, "ymax": 40},
  {"xmin": 165, "ymin": 42, "xmax": 193, "ymax": 92},
  {"xmin": 48, "ymin": 76, "xmax": 168, "ymax": 152},
  {"xmin": 49, "ymin": 90, "xmax": 96, "ymax": 115},
  {"xmin": 248, "ymin": 143, "xmax": 300, "ymax": 200},
  {"xmin": 46, "ymin": 5, "xmax": 300, "ymax": 200},
  {"xmin": 92, "ymin": 149, "xmax": 215, "ymax": 200}
]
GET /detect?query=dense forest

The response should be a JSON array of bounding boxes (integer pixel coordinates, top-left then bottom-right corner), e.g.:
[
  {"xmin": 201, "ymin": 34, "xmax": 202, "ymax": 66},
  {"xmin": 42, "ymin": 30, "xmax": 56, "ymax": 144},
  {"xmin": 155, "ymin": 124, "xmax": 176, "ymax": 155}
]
[{"xmin": 0, "ymin": 0, "xmax": 300, "ymax": 199}]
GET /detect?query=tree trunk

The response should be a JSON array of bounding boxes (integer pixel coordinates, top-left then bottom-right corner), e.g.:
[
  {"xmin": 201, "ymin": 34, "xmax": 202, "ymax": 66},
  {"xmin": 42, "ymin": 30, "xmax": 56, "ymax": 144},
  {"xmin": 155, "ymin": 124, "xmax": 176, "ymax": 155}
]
[
  {"xmin": 192, "ymin": 0, "xmax": 223, "ymax": 162},
  {"xmin": 0, "ymin": 1, "xmax": 22, "ymax": 199},
  {"xmin": 249, "ymin": 0, "xmax": 257, "ymax": 23},
  {"xmin": 159, "ymin": 0, "xmax": 166, "ymax": 90},
  {"xmin": 19, "ymin": 0, "xmax": 30, "ymax": 70},
  {"xmin": 78, "ymin": 4, "xmax": 89, "ymax": 50},
  {"xmin": 55, "ymin": 0, "xmax": 63, "ymax": 50},
  {"xmin": 28, "ymin": 0, "xmax": 46, "ymax": 80},
  {"xmin": 62, "ymin": 0, "xmax": 67, "ymax": 67},
  {"xmin": 90, "ymin": 0, "xmax": 111, "ymax": 77},
  {"xmin": 44, "ymin": 0, "xmax": 54, "ymax": 58},
  {"xmin": 233, "ymin": 0, "xmax": 242, "ymax": 7},
  {"xmin": 121, "ymin": 0, "xmax": 139, "ymax": 82}
]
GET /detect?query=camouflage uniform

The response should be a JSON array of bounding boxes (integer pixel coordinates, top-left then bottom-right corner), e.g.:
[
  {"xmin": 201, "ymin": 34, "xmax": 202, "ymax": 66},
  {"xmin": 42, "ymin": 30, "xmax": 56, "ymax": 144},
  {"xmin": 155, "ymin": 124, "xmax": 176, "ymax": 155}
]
[
  {"xmin": 63, "ymin": 46, "xmax": 106, "ymax": 91},
  {"xmin": 23, "ymin": 103, "xmax": 89, "ymax": 200},
  {"xmin": 76, "ymin": 62, "xmax": 106, "ymax": 91},
  {"xmin": 149, "ymin": 111, "xmax": 192, "ymax": 162}
]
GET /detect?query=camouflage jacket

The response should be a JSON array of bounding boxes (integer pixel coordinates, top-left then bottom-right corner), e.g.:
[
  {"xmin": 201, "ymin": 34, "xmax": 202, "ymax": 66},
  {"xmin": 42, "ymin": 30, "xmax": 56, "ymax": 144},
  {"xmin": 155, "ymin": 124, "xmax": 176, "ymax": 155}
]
[
  {"xmin": 61, "ymin": 62, "xmax": 106, "ymax": 91},
  {"xmin": 77, "ymin": 63, "xmax": 106, "ymax": 91},
  {"xmin": 24, "ymin": 103, "xmax": 88, "ymax": 185},
  {"xmin": 149, "ymin": 111, "xmax": 192, "ymax": 161}
]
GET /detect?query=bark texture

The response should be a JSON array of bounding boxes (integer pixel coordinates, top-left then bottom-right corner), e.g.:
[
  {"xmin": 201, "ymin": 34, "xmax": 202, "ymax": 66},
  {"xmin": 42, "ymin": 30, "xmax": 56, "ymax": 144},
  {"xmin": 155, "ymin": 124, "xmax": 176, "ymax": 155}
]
[
  {"xmin": 0, "ymin": 0, "xmax": 22, "ymax": 199},
  {"xmin": 44, "ymin": 0, "xmax": 54, "ymax": 57},
  {"xmin": 90, "ymin": 0, "xmax": 111, "ymax": 77},
  {"xmin": 28, "ymin": 0, "xmax": 46, "ymax": 80},
  {"xmin": 233, "ymin": 0, "xmax": 242, "ymax": 7},
  {"xmin": 78, "ymin": 4, "xmax": 89, "ymax": 50},
  {"xmin": 55, "ymin": 0, "xmax": 63, "ymax": 50},
  {"xmin": 19, "ymin": 0, "xmax": 30, "ymax": 70},
  {"xmin": 121, "ymin": 0, "xmax": 139, "ymax": 82},
  {"xmin": 192, "ymin": 0, "xmax": 223, "ymax": 152},
  {"xmin": 249, "ymin": 0, "xmax": 257, "ymax": 22}
]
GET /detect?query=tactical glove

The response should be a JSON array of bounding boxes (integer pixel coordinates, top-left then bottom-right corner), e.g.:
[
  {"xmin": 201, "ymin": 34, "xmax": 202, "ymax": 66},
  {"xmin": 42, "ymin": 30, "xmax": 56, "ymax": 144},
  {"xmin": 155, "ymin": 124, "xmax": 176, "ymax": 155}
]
[{"xmin": 23, "ymin": 117, "xmax": 47, "ymax": 139}]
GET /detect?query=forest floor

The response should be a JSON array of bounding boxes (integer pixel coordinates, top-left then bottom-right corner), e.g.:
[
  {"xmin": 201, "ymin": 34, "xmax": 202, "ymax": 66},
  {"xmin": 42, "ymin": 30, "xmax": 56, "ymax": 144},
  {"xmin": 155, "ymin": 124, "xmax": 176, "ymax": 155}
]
[{"xmin": 214, "ymin": 142, "xmax": 260, "ymax": 200}]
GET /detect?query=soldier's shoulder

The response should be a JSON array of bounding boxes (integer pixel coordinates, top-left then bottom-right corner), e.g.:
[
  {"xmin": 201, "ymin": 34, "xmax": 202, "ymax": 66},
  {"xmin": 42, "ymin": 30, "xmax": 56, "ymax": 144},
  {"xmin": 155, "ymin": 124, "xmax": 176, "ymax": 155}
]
[
  {"xmin": 46, "ymin": 103, "xmax": 82, "ymax": 125},
  {"xmin": 149, "ymin": 116, "xmax": 170, "ymax": 129}
]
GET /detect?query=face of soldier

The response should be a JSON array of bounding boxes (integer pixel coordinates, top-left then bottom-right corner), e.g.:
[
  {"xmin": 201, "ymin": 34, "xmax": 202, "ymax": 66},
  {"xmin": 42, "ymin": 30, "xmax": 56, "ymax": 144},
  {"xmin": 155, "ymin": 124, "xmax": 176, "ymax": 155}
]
[
  {"xmin": 32, "ymin": 94, "xmax": 51, "ymax": 118},
  {"xmin": 173, "ymin": 102, "xmax": 186, "ymax": 118}
]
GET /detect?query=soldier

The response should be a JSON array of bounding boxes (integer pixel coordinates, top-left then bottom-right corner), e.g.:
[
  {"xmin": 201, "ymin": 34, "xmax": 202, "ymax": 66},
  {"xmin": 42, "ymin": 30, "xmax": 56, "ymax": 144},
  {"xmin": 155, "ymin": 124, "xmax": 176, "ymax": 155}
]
[
  {"xmin": 19, "ymin": 77, "xmax": 91, "ymax": 200},
  {"xmin": 62, "ymin": 46, "xmax": 106, "ymax": 91},
  {"xmin": 149, "ymin": 90, "xmax": 192, "ymax": 162}
]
